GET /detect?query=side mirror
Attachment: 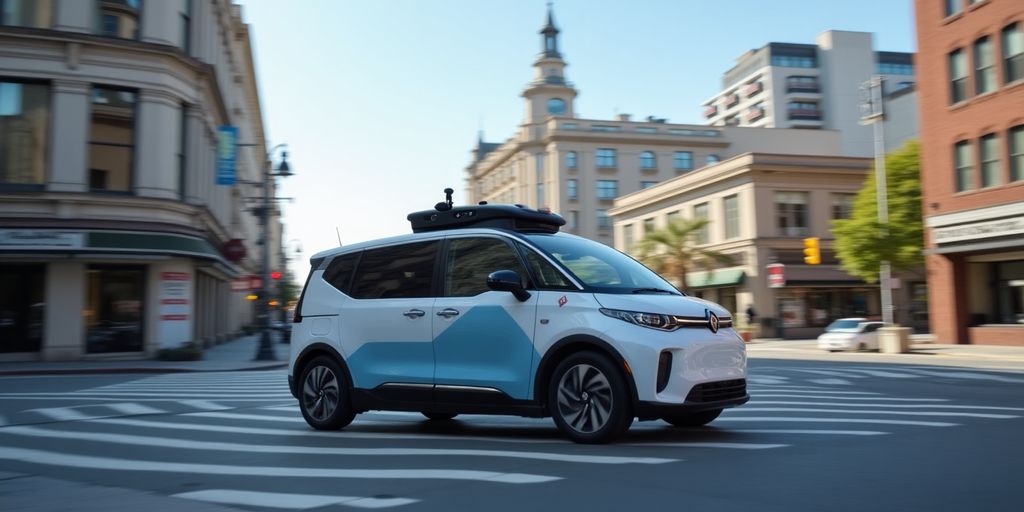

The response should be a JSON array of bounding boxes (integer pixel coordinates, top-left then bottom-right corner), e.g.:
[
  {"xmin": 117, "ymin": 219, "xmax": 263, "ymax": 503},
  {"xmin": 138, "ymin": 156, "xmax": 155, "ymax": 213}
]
[{"xmin": 487, "ymin": 270, "xmax": 531, "ymax": 302}]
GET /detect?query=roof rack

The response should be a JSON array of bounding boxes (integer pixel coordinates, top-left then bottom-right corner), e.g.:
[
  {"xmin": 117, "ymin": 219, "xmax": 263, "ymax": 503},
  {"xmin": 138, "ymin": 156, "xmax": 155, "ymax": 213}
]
[{"xmin": 407, "ymin": 188, "xmax": 565, "ymax": 234}]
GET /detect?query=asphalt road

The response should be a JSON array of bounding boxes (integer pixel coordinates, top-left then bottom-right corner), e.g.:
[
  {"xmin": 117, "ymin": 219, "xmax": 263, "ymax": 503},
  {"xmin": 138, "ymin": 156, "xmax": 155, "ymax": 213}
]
[{"xmin": 1, "ymin": 359, "xmax": 1022, "ymax": 512}]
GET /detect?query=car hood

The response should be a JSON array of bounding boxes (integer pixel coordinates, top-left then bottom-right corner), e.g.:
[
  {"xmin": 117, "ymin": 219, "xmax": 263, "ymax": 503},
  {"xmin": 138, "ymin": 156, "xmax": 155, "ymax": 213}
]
[{"xmin": 593, "ymin": 293, "xmax": 731, "ymax": 319}]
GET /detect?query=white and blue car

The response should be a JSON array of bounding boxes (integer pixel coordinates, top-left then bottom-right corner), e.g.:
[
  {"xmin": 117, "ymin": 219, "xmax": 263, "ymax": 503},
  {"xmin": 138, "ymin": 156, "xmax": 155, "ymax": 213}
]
[{"xmin": 288, "ymin": 193, "xmax": 748, "ymax": 443}]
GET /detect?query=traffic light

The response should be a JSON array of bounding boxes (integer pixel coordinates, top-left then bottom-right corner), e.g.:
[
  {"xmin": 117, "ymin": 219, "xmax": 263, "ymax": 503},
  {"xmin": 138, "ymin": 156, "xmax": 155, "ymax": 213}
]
[
  {"xmin": 271, "ymin": 271, "xmax": 282, "ymax": 280},
  {"xmin": 803, "ymin": 237, "xmax": 821, "ymax": 265}
]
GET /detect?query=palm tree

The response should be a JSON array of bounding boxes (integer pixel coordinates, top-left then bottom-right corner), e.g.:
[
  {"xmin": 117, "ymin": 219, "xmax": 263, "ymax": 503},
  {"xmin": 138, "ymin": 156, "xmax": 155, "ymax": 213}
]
[{"xmin": 633, "ymin": 218, "xmax": 733, "ymax": 290}]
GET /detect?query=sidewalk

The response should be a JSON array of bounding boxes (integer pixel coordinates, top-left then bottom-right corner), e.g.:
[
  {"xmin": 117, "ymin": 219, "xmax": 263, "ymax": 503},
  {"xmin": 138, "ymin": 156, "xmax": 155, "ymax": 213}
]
[
  {"xmin": 745, "ymin": 337, "xmax": 1024, "ymax": 371},
  {"xmin": 0, "ymin": 334, "xmax": 289, "ymax": 377}
]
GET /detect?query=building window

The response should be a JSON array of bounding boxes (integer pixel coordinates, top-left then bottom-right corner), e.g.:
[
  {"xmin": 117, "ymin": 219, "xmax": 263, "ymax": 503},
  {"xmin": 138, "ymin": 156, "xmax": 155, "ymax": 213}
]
[
  {"xmin": 980, "ymin": 134, "xmax": 1002, "ymax": 188},
  {"xmin": 0, "ymin": 80, "xmax": 49, "ymax": 187},
  {"xmin": 640, "ymin": 150, "xmax": 656, "ymax": 169},
  {"xmin": 597, "ymin": 209, "xmax": 611, "ymax": 230},
  {"xmin": 771, "ymin": 55, "xmax": 816, "ymax": 68},
  {"xmin": 949, "ymin": 49, "xmax": 968, "ymax": 104},
  {"xmin": 566, "ymin": 150, "xmax": 577, "ymax": 169},
  {"xmin": 831, "ymin": 193, "xmax": 855, "ymax": 220},
  {"xmin": 724, "ymin": 194, "xmax": 739, "ymax": 239},
  {"xmin": 694, "ymin": 203, "xmax": 709, "ymax": 244},
  {"xmin": 179, "ymin": 0, "xmax": 191, "ymax": 52},
  {"xmin": 775, "ymin": 191, "xmax": 809, "ymax": 237},
  {"xmin": 177, "ymin": 104, "xmax": 187, "ymax": 199},
  {"xmin": 877, "ymin": 62, "xmax": 914, "ymax": 75},
  {"xmin": 623, "ymin": 224, "xmax": 634, "ymax": 251},
  {"xmin": 706, "ymin": 154, "xmax": 720, "ymax": 165},
  {"xmin": 944, "ymin": 0, "xmax": 962, "ymax": 17},
  {"xmin": 537, "ymin": 183, "xmax": 545, "ymax": 207},
  {"xmin": 567, "ymin": 178, "xmax": 577, "ymax": 199},
  {"xmin": 974, "ymin": 36, "xmax": 996, "ymax": 95},
  {"xmin": 787, "ymin": 101, "xmax": 821, "ymax": 120},
  {"xmin": 0, "ymin": 264, "xmax": 45, "ymax": 353},
  {"xmin": 786, "ymin": 75, "xmax": 819, "ymax": 93},
  {"xmin": 673, "ymin": 151, "xmax": 693, "ymax": 171},
  {"xmin": 591, "ymin": 125, "xmax": 622, "ymax": 132},
  {"xmin": 955, "ymin": 140, "xmax": 975, "ymax": 192},
  {"xmin": 666, "ymin": 210, "xmax": 681, "ymax": 226},
  {"xmin": 568, "ymin": 210, "xmax": 578, "ymax": 230},
  {"xmin": 89, "ymin": 87, "xmax": 136, "ymax": 193},
  {"xmin": 0, "ymin": 0, "xmax": 53, "ymax": 27},
  {"xmin": 643, "ymin": 218, "xmax": 656, "ymax": 235},
  {"xmin": 547, "ymin": 98, "xmax": 566, "ymax": 115},
  {"xmin": 1004, "ymin": 23, "xmax": 1024, "ymax": 84},
  {"xmin": 85, "ymin": 266, "xmax": 145, "ymax": 353},
  {"xmin": 596, "ymin": 179, "xmax": 618, "ymax": 199},
  {"xmin": 992, "ymin": 261, "xmax": 1024, "ymax": 324},
  {"xmin": 96, "ymin": 0, "xmax": 142, "ymax": 39},
  {"xmin": 640, "ymin": 181, "xmax": 658, "ymax": 189},
  {"xmin": 596, "ymin": 148, "xmax": 617, "ymax": 167},
  {"xmin": 1011, "ymin": 125, "xmax": 1024, "ymax": 182}
]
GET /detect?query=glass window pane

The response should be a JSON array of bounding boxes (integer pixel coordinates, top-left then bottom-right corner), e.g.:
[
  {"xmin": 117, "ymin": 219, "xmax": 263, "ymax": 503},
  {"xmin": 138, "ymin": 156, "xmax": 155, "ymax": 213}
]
[
  {"xmin": 519, "ymin": 243, "xmax": 573, "ymax": 289},
  {"xmin": 724, "ymin": 194, "xmax": 740, "ymax": 239},
  {"xmin": 97, "ymin": 0, "xmax": 142, "ymax": 39},
  {"xmin": 1004, "ymin": 24, "xmax": 1024, "ymax": 83},
  {"xmin": 0, "ymin": 264, "xmax": 45, "ymax": 353},
  {"xmin": 981, "ymin": 134, "xmax": 1002, "ymax": 188},
  {"xmin": 1, "ymin": 0, "xmax": 54, "ymax": 27},
  {"xmin": 955, "ymin": 141, "xmax": 975, "ymax": 192},
  {"xmin": 445, "ymin": 238, "xmax": 525, "ymax": 297},
  {"xmin": 0, "ymin": 81, "xmax": 49, "ymax": 186},
  {"xmin": 350, "ymin": 241, "xmax": 439, "ymax": 299},
  {"xmin": 1011, "ymin": 125, "xmax": 1024, "ymax": 182},
  {"xmin": 85, "ymin": 267, "xmax": 145, "ymax": 353},
  {"xmin": 89, "ymin": 87, "xmax": 136, "ymax": 192},
  {"xmin": 323, "ymin": 253, "xmax": 361, "ymax": 295}
]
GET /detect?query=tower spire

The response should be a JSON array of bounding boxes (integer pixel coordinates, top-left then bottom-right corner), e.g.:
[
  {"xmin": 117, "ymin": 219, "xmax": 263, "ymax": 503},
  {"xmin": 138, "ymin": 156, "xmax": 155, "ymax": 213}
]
[{"xmin": 540, "ymin": 1, "xmax": 560, "ymax": 58}]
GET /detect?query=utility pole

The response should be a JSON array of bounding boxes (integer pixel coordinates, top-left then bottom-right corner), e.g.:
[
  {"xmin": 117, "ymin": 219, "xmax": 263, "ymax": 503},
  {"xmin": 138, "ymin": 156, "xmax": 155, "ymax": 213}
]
[
  {"xmin": 253, "ymin": 144, "xmax": 292, "ymax": 360},
  {"xmin": 860, "ymin": 76, "xmax": 894, "ymax": 326}
]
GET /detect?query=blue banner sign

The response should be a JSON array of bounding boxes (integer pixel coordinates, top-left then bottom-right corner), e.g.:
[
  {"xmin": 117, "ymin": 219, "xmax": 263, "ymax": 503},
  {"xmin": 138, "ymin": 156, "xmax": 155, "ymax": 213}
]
[{"xmin": 216, "ymin": 125, "xmax": 238, "ymax": 185}]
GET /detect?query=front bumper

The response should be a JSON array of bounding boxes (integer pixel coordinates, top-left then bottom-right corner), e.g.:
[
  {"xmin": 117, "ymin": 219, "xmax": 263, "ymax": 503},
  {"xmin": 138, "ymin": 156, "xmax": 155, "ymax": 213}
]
[{"xmin": 635, "ymin": 393, "xmax": 750, "ymax": 420}]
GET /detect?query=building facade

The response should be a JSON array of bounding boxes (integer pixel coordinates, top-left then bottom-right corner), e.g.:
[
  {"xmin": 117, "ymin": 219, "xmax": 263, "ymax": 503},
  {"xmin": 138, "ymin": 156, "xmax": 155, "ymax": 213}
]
[
  {"xmin": 0, "ymin": 0, "xmax": 279, "ymax": 360},
  {"xmin": 916, "ymin": 0, "xmax": 1024, "ymax": 346},
  {"xmin": 701, "ymin": 31, "xmax": 915, "ymax": 157},
  {"xmin": 608, "ymin": 153, "xmax": 929, "ymax": 339},
  {"xmin": 467, "ymin": 9, "xmax": 846, "ymax": 245}
]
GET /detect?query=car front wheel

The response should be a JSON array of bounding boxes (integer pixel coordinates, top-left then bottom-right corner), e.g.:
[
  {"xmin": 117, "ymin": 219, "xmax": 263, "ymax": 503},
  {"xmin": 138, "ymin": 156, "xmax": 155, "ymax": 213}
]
[
  {"xmin": 549, "ymin": 351, "xmax": 633, "ymax": 444},
  {"xmin": 299, "ymin": 356, "xmax": 355, "ymax": 430}
]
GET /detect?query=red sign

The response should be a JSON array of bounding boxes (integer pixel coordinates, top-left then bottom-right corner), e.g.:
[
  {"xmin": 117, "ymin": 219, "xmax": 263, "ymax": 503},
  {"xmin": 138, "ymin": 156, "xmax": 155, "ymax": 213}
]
[
  {"xmin": 222, "ymin": 239, "xmax": 247, "ymax": 263},
  {"xmin": 767, "ymin": 263, "xmax": 786, "ymax": 288},
  {"xmin": 231, "ymin": 275, "xmax": 264, "ymax": 292}
]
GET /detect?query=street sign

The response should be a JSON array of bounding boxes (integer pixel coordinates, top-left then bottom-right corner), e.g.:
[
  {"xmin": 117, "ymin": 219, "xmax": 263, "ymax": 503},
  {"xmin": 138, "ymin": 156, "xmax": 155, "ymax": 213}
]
[
  {"xmin": 767, "ymin": 263, "xmax": 785, "ymax": 288},
  {"xmin": 216, "ymin": 125, "xmax": 238, "ymax": 185},
  {"xmin": 231, "ymin": 275, "xmax": 264, "ymax": 292}
]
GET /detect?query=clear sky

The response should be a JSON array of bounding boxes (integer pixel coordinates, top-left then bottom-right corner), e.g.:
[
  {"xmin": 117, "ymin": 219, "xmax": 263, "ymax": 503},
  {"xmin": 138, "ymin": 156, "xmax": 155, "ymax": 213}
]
[{"xmin": 235, "ymin": 0, "xmax": 917, "ymax": 278}]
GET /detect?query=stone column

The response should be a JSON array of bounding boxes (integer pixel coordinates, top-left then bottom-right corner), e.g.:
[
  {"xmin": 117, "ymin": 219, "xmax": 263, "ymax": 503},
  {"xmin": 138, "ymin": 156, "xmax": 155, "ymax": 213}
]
[
  {"xmin": 140, "ymin": 0, "xmax": 181, "ymax": 47},
  {"xmin": 43, "ymin": 262, "xmax": 86, "ymax": 360},
  {"xmin": 135, "ymin": 89, "xmax": 182, "ymax": 200},
  {"xmin": 47, "ymin": 80, "xmax": 90, "ymax": 193}
]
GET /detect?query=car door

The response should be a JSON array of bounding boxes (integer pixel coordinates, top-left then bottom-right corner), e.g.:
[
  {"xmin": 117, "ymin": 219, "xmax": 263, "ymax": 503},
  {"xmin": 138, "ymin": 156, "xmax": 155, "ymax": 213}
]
[
  {"xmin": 862, "ymin": 322, "xmax": 883, "ymax": 349},
  {"xmin": 340, "ymin": 240, "xmax": 440, "ymax": 400},
  {"xmin": 432, "ymin": 235, "xmax": 538, "ymax": 401}
]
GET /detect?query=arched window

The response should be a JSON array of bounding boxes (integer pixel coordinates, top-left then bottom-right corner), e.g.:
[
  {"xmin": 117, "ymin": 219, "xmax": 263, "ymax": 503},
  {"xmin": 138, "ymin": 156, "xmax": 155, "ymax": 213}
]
[
  {"xmin": 707, "ymin": 154, "xmax": 720, "ymax": 165},
  {"xmin": 547, "ymin": 98, "xmax": 566, "ymax": 115},
  {"xmin": 640, "ymin": 151, "xmax": 656, "ymax": 169},
  {"xmin": 566, "ymin": 151, "xmax": 577, "ymax": 169}
]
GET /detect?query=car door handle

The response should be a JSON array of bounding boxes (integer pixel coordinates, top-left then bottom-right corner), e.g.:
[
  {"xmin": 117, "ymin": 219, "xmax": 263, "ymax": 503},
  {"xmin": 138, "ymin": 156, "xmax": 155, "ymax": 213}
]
[
  {"xmin": 436, "ymin": 308, "xmax": 460, "ymax": 319},
  {"xmin": 403, "ymin": 309, "xmax": 426, "ymax": 319}
]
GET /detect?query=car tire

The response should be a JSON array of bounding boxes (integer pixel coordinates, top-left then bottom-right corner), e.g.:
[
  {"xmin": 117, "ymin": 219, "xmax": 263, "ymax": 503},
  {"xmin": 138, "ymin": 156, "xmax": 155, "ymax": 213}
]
[
  {"xmin": 298, "ymin": 356, "xmax": 355, "ymax": 430},
  {"xmin": 422, "ymin": 412, "xmax": 458, "ymax": 421},
  {"xmin": 662, "ymin": 408, "xmax": 723, "ymax": 427},
  {"xmin": 549, "ymin": 351, "xmax": 633, "ymax": 444}
]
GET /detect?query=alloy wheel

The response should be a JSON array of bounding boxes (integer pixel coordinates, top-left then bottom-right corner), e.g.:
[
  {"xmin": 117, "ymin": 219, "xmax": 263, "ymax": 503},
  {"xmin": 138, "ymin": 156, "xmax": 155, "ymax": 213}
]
[
  {"xmin": 555, "ymin": 363, "xmax": 613, "ymax": 434},
  {"xmin": 302, "ymin": 365, "xmax": 340, "ymax": 422}
]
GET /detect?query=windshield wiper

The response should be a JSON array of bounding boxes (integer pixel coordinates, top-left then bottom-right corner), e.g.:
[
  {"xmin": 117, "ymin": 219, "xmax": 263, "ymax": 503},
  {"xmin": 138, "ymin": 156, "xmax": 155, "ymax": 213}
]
[{"xmin": 630, "ymin": 288, "xmax": 679, "ymax": 295}]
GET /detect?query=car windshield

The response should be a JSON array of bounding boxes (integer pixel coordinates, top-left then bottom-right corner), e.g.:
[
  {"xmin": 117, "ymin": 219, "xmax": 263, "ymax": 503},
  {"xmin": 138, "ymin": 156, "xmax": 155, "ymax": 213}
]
[
  {"xmin": 524, "ymin": 233, "xmax": 681, "ymax": 294},
  {"xmin": 826, "ymin": 319, "xmax": 863, "ymax": 331}
]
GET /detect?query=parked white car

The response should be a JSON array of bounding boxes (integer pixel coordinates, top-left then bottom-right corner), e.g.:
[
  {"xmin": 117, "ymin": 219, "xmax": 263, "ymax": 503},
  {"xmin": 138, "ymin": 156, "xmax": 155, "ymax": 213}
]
[{"xmin": 817, "ymin": 318, "xmax": 884, "ymax": 352}]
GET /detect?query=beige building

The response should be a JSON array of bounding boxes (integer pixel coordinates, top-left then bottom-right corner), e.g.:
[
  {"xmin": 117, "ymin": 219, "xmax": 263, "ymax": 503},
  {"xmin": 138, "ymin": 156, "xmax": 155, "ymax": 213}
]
[
  {"xmin": 0, "ymin": 0, "xmax": 280, "ymax": 360},
  {"xmin": 700, "ymin": 30, "xmax": 916, "ymax": 157},
  {"xmin": 609, "ymin": 153, "xmax": 928, "ymax": 338},
  {"xmin": 467, "ymin": 8, "xmax": 845, "ymax": 246}
]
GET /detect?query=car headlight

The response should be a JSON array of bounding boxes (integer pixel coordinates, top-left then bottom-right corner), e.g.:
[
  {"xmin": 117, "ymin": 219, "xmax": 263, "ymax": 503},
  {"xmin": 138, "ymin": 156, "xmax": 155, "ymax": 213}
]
[{"xmin": 600, "ymin": 308, "xmax": 678, "ymax": 331}]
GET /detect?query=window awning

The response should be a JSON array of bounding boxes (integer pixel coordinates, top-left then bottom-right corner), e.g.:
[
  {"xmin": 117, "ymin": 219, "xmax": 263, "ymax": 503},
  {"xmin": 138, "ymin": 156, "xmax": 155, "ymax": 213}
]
[{"xmin": 686, "ymin": 269, "xmax": 745, "ymax": 289}]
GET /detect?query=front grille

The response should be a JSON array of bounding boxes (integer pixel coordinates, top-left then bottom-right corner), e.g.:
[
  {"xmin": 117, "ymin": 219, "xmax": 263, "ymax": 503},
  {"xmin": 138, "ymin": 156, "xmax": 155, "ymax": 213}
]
[{"xmin": 685, "ymin": 379, "xmax": 746, "ymax": 403}]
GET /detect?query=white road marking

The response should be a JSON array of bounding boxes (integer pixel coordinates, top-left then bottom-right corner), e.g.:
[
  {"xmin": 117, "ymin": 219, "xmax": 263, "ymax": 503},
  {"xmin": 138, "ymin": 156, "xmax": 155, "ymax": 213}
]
[
  {"xmin": 747, "ymin": 377, "xmax": 789, "ymax": 385},
  {"xmin": 735, "ymin": 407, "xmax": 1017, "ymax": 419},
  {"xmin": 715, "ymin": 417, "xmax": 958, "ymax": 427},
  {"xmin": 721, "ymin": 429, "xmax": 887, "ymax": 436},
  {"xmin": 0, "ymin": 397, "xmax": 293, "ymax": 402},
  {"xmin": 623, "ymin": 442, "xmax": 786, "ymax": 450},
  {"xmin": 67, "ymin": 392, "xmax": 295, "ymax": 398},
  {"xmin": 752, "ymin": 394, "xmax": 949, "ymax": 401},
  {"xmin": 790, "ymin": 369, "xmax": 867, "ymax": 378},
  {"xmin": 178, "ymin": 400, "xmax": 229, "ymax": 410},
  {"xmin": 0, "ymin": 426, "xmax": 676, "ymax": 465},
  {"xmin": 173, "ymin": 489, "xmax": 418, "ymax": 510},
  {"xmin": 749, "ymin": 389, "xmax": 881, "ymax": 395},
  {"xmin": 0, "ymin": 447, "xmax": 561, "ymax": 484},
  {"xmin": 753, "ymin": 401, "xmax": 1024, "ymax": 411},
  {"xmin": 809, "ymin": 378, "xmax": 853, "ymax": 385},
  {"xmin": 894, "ymin": 368, "xmax": 1024, "ymax": 383},
  {"xmin": 839, "ymin": 369, "xmax": 921, "ymax": 379},
  {"xmin": 106, "ymin": 403, "xmax": 166, "ymax": 415},
  {"xmin": 28, "ymin": 407, "xmax": 92, "ymax": 421}
]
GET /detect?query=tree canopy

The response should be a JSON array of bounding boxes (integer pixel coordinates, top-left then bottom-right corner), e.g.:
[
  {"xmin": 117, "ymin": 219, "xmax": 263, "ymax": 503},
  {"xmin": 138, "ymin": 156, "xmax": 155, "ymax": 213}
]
[
  {"xmin": 832, "ymin": 139, "xmax": 923, "ymax": 283},
  {"xmin": 634, "ymin": 217, "xmax": 733, "ymax": 290}
]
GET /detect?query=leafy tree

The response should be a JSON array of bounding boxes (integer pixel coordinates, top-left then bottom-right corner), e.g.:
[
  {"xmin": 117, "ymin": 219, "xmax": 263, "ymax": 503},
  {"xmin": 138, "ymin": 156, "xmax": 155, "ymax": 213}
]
[
  {"xmin": 832, "ymin": 139, "xmax": 923, "ymax": 283},
  {"xmin": 633, "ymin": 217, "xmax": 733, "ymax": 290}
]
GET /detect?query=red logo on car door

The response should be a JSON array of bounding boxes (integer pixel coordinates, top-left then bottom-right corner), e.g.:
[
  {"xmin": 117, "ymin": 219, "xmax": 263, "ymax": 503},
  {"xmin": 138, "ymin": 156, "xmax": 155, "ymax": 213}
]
[{"xmin": 558, "ymin": 295, "xmax": 568, "ymax": 307}]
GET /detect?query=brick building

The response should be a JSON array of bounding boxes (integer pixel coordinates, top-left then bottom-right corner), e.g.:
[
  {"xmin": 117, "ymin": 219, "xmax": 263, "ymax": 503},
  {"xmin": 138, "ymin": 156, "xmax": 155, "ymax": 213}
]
[{"xmin": 915, "ymin": 0, "xmax": 1024, "ymax": 345}]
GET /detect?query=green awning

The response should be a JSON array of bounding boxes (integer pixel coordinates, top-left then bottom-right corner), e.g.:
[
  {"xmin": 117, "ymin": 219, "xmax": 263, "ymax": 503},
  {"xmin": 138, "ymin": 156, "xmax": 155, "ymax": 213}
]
[{"xmin": 686, "ymin": 269, "xmax": 745, "ymax": 289}]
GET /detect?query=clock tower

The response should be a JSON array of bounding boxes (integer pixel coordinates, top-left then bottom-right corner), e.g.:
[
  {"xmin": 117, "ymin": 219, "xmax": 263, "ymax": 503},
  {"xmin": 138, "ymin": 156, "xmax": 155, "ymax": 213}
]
[{"xmin": 522, "ymin": 4, "xmax": 577, "ymax": 124}]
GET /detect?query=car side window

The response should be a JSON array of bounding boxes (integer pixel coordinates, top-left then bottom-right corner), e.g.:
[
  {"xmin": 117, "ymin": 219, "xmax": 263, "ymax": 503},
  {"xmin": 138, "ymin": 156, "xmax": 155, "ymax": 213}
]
[
  {"xmin": 349, "ymin": 241, "xmax": 439, "ymax": 299},
  {"xmin": 444, "ymin": 237, "xmax": 527, "ymax": 297},
  {"xmin": 864, "ymin": 323, "xmax": 882, "ymax": 333},
  {"xmin": 518, "ymin": 243, "xmax": 575, "ymax": 290},
  {"xmin": 322, "ymin": 252, "xmax": 360, "ymax": 295}
]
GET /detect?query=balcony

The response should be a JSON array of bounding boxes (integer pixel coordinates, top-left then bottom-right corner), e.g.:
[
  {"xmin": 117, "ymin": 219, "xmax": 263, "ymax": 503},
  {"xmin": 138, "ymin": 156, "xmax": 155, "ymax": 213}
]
[
  {"xmin": 724, "ymin": 94, "xmax": 740, "ymax": 108},
  {"xmin": 745, "ymin": 107, "xmax": 765, "ymax": 123},
  {"xmin": 744, "ymin": 82, "xmax": 763, "ymax": 97},
  {"xmin": 703, "ymin": 105, "xmax": 718, "ymax": 118},
  {"xmin": 786, "ymin": 81, "xmax": 820, "ymax": 94},
  {"xmin": 787, "ymin": 109, "xmax": 822, "ymax": 121}
]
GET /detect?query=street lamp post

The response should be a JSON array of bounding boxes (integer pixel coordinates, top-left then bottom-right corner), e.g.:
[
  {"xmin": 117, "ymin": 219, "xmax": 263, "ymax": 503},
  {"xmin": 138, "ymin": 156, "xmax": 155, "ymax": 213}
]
[
  {"xmin": 860, "ymin": 76, "xmax": 894, "ymax": 326},
  {"xmin": 253, "ymin": 144, "xmax": 292, "ymax": 361}
]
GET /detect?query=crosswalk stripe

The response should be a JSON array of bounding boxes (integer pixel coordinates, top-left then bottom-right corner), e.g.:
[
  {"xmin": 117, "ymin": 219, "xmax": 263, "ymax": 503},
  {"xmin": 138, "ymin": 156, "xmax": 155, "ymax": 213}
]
[
  {"xmin": 178, "ymin": 400, "xmax": 228, "ymax": 411},
  {"xmin": 735, "ymin": 407, "xmax": 1018, "ymax": 419},
  {"xmin": 715, "ymin": 417, "xmax": 958, "ymax": 427},
  {"xmin": 0, "ymin": 447, "xmax": 561, "ymax": 484},
  {"xmin": 622, "ymin": 442, "xmax": 786, "ymax": 450},
  {"xmin": 106, "ymin": 403, "xmax": 166, "ymax": 415},
  {"xmin": 790, "ymin": 369, "xmax": 867, "ymax": 378},
  {"xmin": 67, "ymin": 392, "xmax": 294, "ymax": 398},
  {"xmin": 172, "ymin": 489, "xmax": 418, "ymax": 510},
  {"xmin": 808, "ymin": 378, "xmax": 853, "ymax": 385},
  {"xmin": 893, "ymin": 368, "xmax": 1024, "ymax": 383},
  {"xmin": 29, "ymin": 407, "xmax": 92, "ymax": 421},
  {"xmin": 748, "ymin": 389, "xmax": 881, "ymax": 395},
  {"xmin": 718, "ymin": 429, "xmax": 887, "ymax": 436},
  {"xmin": 0, "ymin": 426, "xmax": 676, "ymax": 465},
  {"xmin": 0, "ymin": 396, "xmax": 293, "ymax": 402},
  {"xmin": 752, "ymin": 401, "xmax": 1024, "ymax": 411},
  {"xmin": 752, "ymin": 394, "xmax": 949, "ymax": 401},
  {"xmin": 838, "ymin": 369, "xmax": 920, "ymax": 378}
]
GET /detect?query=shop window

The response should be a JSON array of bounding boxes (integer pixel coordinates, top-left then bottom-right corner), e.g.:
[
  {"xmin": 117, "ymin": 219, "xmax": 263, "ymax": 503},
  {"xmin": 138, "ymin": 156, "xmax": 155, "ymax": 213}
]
[
  {"xmin": 994, "ymin": 261, "xmax": 1024, "ymax": 325},
  {"xmin": 0, "ymin": 81, "xmax": 49, "ymax": 187},
  {"xmin": 0, "ymin": 0, "xmax": 53, "ymax": 27},
  {"xmin": 0, "ymin": 264, "xmax": 44, "ymax": 353},
  {"xmin": 85, "ymin": 266, "xmax": 145, "ymax": 353}
]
